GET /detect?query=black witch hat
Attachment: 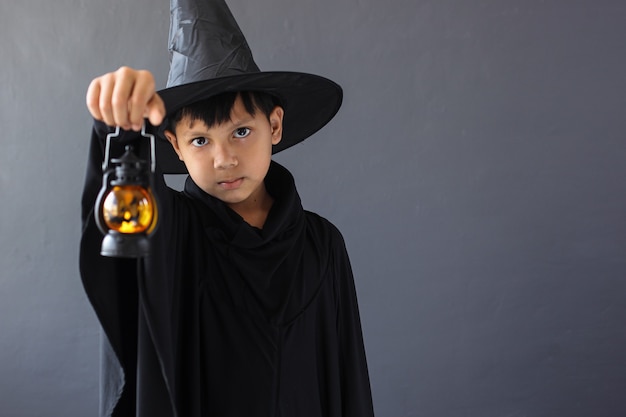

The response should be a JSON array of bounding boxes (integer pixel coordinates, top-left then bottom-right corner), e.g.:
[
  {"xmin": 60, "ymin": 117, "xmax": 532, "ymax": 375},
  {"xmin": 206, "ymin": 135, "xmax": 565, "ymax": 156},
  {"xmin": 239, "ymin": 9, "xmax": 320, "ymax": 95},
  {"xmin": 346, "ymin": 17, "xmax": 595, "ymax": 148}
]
[{"xmin": 156, "ymin": 0, "xmax": 343, "ymax": 174}]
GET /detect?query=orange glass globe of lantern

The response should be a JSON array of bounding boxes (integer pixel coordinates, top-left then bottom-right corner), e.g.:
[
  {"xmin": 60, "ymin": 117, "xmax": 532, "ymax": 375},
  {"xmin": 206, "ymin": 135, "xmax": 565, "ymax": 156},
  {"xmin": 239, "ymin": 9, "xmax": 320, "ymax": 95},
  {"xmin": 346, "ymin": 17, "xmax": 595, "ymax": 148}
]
[{"xmin": 95, "ymin": 125, "xmax": 159, "ymax": 258}]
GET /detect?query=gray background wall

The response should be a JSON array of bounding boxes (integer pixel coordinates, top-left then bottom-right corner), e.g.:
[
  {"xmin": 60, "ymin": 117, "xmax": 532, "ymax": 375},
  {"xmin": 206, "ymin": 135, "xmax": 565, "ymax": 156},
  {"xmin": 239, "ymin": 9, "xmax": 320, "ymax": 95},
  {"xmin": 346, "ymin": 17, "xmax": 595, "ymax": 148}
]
[{"xmin": 1, "ymin": 0, "xmax": 625, "ymax": 416}]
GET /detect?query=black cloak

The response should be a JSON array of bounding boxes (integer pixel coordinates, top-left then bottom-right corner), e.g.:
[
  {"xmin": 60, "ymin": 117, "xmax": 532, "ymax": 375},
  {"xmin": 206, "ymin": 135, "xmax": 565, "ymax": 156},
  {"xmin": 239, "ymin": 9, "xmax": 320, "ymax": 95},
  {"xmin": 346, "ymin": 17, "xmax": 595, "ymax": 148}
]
[{"xmin": 79, "ymin": 122, "xmax": 375, "ymax": 417}]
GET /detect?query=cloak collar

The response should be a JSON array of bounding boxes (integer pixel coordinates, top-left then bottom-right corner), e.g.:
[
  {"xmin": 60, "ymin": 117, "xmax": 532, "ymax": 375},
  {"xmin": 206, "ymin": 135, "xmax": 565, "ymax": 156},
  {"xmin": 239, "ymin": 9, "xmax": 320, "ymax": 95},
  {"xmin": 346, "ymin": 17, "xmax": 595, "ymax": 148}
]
[{"xmin": 182, "ymin": 161, "xmax": 304, "ymax": 246}]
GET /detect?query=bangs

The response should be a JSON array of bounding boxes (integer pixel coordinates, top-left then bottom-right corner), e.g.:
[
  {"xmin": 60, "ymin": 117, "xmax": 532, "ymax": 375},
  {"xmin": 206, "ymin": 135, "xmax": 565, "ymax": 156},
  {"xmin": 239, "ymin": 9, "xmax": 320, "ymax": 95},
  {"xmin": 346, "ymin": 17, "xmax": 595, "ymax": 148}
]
[{"xmin": 169, "ymin": 91, "xmax": 279, "ymax": 132}]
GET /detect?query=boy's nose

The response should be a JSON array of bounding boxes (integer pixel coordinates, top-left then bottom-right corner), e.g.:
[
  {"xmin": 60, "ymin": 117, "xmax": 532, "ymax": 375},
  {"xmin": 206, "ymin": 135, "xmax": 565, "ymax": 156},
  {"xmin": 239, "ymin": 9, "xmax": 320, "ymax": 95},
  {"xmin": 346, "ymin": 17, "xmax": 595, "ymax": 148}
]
[{"xmin": 213, "ymin": 145, "xmax": 238, "ymax": 169}]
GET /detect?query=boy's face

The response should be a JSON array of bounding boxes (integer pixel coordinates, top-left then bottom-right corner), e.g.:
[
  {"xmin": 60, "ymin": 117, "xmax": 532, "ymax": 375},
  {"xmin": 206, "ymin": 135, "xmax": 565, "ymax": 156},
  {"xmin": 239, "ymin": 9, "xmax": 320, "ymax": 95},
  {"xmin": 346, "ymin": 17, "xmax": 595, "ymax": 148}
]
[{"xmin": 164, "ymin": 96, "xmax": 284, "ymax": 213}]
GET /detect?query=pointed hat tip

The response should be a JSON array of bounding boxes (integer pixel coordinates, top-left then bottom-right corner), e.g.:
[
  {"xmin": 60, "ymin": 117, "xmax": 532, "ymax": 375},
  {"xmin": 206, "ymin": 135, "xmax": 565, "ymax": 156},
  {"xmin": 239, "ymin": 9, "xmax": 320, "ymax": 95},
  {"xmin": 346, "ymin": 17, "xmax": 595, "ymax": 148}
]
[{"xmin": 167, "ymin": 0, "xmax": 259, "ymax": 87}]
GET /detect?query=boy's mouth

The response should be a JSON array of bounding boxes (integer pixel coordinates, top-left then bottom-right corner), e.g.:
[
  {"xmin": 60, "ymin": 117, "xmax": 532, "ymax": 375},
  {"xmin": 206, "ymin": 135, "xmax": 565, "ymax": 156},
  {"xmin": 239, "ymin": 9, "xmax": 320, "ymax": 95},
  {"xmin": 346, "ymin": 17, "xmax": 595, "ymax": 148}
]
[{"xmin": 218, "ymin": 178, "xmax": 244, "ymax": 190}]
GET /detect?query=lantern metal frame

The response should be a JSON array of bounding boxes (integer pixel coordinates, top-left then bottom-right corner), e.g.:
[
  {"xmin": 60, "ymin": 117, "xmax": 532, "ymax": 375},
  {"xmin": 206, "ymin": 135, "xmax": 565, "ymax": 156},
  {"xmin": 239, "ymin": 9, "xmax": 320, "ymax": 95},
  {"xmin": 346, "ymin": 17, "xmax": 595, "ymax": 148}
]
[{"xmin": 94, "ymin": 124, "xmax": 159, "ymax": 258}]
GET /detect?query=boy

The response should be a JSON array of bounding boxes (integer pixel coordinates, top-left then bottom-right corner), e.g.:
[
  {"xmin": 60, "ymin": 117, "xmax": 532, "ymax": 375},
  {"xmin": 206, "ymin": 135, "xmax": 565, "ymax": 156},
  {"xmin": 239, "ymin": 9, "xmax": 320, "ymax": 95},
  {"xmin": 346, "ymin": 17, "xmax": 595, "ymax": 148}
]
[{"xmin": 80, "ymin": 0, "xmax": 374, "ymax": 416}]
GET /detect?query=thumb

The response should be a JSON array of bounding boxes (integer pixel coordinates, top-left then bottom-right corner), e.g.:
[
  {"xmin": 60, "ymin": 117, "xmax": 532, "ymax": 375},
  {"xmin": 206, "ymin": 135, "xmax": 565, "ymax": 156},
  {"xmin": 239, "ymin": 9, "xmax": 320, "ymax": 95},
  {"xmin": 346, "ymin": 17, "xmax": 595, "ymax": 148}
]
[{"xmin": 144, "ymin": 93, "xmax": 167, "ymax": 127}]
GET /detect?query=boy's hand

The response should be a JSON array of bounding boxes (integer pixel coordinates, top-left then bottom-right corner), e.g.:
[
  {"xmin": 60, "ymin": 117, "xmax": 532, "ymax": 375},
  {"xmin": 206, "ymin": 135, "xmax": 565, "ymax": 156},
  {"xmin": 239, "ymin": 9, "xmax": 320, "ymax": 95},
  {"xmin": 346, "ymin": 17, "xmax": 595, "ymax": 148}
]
[{"xmin": 86, "ymin": 66, "xmax": 166, "ymax": 131}]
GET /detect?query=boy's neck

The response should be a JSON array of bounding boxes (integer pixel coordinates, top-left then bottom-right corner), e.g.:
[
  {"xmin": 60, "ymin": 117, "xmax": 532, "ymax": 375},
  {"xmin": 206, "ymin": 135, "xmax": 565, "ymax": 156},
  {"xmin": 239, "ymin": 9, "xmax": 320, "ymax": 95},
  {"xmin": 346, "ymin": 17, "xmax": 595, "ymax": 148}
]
[{"xmin": 227, "ymin": 185, "xmax": 275, "ymax": 229}]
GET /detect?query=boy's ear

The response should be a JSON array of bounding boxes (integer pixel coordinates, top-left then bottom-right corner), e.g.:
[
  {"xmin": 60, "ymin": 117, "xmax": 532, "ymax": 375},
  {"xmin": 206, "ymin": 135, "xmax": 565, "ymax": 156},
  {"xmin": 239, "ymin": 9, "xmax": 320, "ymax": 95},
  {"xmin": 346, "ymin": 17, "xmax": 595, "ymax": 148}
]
[
  {"xmin": 164, "ymin": 130, "xmax": 184, "ymax": 161},
  {"xmin": 269, "ymin": 106, "xmax": 284, "ymax": 145}
]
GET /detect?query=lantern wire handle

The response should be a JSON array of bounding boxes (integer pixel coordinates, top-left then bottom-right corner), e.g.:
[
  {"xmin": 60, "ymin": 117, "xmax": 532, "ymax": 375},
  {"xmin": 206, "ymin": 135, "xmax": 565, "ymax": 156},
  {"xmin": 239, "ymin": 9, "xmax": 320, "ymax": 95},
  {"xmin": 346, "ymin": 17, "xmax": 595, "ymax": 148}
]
[
  {"xmin": 102, "ymin": 126, "xmax": 120, "ymax": 171},
  {"xmin": 101, "ymin": 123, "xmax": 156, "ymax": 172},
  {"xmin": 141, "ymin": 123, "xmax": 157, "ymax": 174}
]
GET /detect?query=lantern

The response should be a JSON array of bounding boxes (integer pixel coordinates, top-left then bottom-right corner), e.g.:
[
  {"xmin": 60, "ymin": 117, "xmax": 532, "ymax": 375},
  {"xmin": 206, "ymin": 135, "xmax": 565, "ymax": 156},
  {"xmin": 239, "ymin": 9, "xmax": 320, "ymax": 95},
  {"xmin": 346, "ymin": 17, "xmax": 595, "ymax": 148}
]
[{"xmin": 95, "ymin": 125, "xmax": 159, "ymax": 257}]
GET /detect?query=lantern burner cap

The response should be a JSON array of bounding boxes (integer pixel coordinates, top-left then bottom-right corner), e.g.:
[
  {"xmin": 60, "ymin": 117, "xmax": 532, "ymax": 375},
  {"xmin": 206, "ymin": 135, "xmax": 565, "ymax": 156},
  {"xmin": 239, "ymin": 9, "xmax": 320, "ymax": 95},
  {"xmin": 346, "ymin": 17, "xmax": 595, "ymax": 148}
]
[{"xmin": 110, "ymin": 145, "xmax": 149, "ymax": 186}]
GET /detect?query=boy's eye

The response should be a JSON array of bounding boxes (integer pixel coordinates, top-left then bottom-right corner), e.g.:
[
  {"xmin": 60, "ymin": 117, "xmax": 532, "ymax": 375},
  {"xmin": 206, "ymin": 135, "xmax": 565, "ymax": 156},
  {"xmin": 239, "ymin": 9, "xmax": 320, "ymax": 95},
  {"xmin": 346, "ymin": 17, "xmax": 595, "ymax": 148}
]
[
  {"xmin": 191, "ymin": 137, "xmax": 208, "ymax": 147},
  {"xmin": 234, "ymin": 127, "xmax": 250, "ymax": 138}
]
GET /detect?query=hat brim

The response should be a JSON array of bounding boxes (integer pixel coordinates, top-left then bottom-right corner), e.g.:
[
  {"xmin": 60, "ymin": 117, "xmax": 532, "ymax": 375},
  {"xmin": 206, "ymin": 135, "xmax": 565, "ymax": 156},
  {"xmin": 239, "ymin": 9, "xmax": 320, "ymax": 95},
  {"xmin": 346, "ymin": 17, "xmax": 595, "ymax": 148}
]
[{"xmin": 154, "ymin": 71, "xmax": 343, "ymax": 174}]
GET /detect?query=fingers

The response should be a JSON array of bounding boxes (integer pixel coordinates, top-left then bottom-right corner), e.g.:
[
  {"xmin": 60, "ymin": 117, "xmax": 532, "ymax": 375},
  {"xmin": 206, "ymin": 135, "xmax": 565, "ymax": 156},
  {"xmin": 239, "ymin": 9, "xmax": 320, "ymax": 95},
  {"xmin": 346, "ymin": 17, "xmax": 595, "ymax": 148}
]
[
  {"xmin": 85, "ymin": 67, "xmax": 166, "ymax": 131},
  {"xmin": 86, "ymin": 78, "xmax": 104, "ymax": 122},
  {"xmin": 111, "ymin": 69, "xmax": 135, "ymax": 130},
  {"xmin": 127, "ymin": 69, "xmax": 163, "ymax": 129},
  {"xmin": 144, "ymin": 94, "xmax": 166, "ymax": 127}
]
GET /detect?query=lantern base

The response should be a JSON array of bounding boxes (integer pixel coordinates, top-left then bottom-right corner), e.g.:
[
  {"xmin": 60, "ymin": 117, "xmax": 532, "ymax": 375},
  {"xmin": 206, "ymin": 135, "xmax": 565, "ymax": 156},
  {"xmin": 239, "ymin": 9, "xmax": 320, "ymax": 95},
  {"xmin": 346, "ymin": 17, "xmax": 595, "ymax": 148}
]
[{"xmin": 100, "ymin": 232, "xmax": 149, "ymax": 258}]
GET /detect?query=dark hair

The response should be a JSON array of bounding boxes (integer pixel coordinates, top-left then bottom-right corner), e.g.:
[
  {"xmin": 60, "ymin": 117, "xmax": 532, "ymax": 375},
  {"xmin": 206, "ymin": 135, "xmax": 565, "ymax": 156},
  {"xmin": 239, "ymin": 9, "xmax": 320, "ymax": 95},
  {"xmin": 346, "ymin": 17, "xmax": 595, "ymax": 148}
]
[{"xmin": 168, "ymin": 91, "xmax": 279, "ymax": 133}]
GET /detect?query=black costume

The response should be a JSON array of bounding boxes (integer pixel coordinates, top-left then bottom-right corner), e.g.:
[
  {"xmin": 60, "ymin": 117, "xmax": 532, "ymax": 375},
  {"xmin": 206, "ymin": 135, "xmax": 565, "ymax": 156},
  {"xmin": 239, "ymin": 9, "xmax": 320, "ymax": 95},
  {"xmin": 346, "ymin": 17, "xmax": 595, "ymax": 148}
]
[{"xmin": 80, "ymin": 122, "xmax": 375, "ymax": 417}]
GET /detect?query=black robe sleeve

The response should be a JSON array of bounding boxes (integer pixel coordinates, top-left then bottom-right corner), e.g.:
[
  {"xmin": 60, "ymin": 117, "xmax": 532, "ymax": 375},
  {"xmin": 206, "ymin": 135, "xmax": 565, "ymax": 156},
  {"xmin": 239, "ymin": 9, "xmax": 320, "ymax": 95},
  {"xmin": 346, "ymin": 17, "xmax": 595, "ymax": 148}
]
[
  {"xmin": 80, "ymin": 124, "xmax": 139, "ymax": 417},
  {"xmin": 333, "ymin": 231, "xmax": 375, "ymax": 417},
  {"xmin": 79, "ymin": 122, "xmax": 174, "ymax": 417}
]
